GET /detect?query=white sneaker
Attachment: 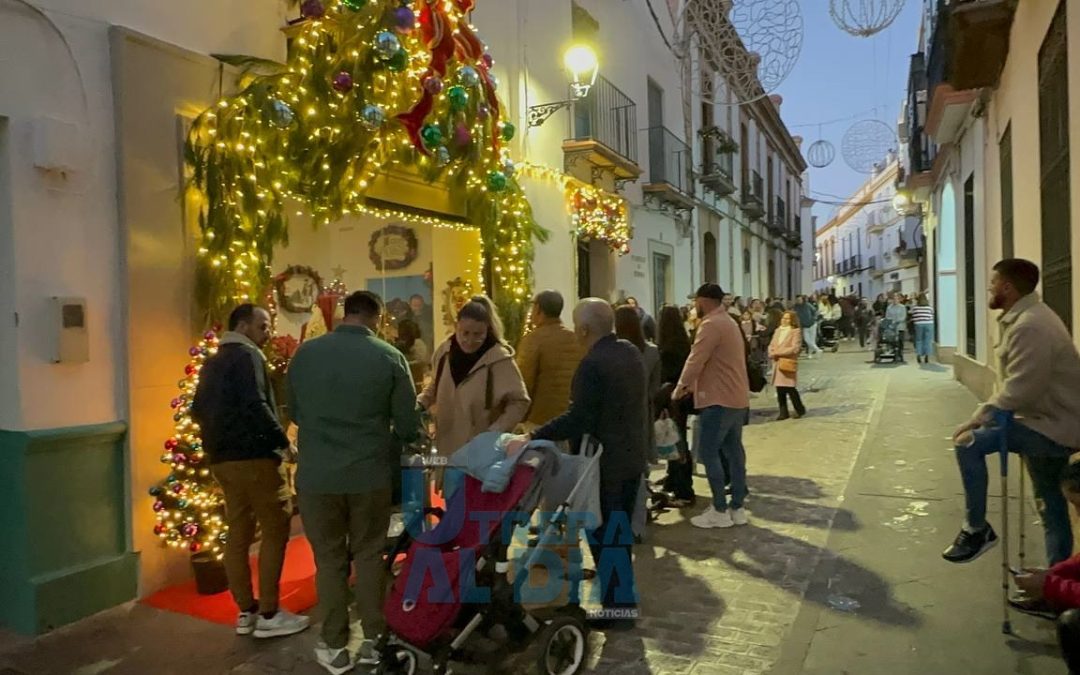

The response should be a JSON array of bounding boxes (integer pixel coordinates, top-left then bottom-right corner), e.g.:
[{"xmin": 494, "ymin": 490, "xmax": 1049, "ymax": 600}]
[
  {"xmin": 236, "ymin": 610, "xmax": 257, "ymax": 636},
  {"xmin": 315, "ymin": 642, "xmax": 354, "ymax": 675},
  {"xmin": 731, "ymin": 508, "xmax": 749, "ymax": 526},
  {"xmin": 254, "ymin": 609, "xmax": 311, "ymax": 639},
  {"xmin": 690, "ymin": 506, "xmax": 734, "ymax": 529}
]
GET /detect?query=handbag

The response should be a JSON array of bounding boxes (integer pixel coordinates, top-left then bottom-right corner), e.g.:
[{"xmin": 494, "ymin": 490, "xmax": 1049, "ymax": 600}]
[
  {"xmin": 654, "ymin": 413, "xmax": 680, "ymax": 460},
  {"xmin": 777, "ymin": 357, "xmax": 799, "ymax": 374}
]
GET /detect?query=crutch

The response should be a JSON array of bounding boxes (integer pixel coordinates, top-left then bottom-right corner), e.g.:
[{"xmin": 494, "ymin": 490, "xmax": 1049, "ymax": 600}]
[{"xmin": 996, "ymin": 409, "xmax": 1015, "ymax": 635}]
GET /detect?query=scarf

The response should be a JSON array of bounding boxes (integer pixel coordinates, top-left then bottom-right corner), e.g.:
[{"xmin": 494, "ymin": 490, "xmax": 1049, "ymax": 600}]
[{"xmin": 449, "ymin": 334, "xmax": 497, "ymax": 386}]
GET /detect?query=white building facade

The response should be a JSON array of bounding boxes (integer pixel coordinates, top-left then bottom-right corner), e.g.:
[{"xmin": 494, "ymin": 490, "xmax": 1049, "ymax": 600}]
[{"xmin": 900, "ymin": 0, "xmax": 1080, "ymax": 397}]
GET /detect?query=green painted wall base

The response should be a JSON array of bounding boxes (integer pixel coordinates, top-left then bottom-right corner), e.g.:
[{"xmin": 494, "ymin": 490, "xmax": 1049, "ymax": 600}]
[{"xmin": 0, "ymin": 423, "xmax": 137, "ymax": 635}]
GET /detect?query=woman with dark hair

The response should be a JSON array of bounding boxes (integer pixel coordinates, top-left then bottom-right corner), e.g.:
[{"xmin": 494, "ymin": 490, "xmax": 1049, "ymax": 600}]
[
  {"xmin": 614, "ymin": 305, "xmax": 661, "ymax": 425},
  {"xmin": 615, "ymin": 305, "xmax": 661, "ymax": 540},
  {"xmin": 419, "ymin": 296, "xmax": 529, "ymax": 458},
  {"xmin": 394, "ymin": 318, "xmax": 429, "ymax": 392},
  {"xmin": 656, "ymin": 305, "xmax": 695, "ymax": 504}
]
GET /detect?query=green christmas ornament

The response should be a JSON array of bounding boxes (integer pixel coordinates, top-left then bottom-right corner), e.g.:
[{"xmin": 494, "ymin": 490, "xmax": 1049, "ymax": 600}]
[
  {"xmin": 487, "ymin": 170, "xmax": 508, "ymax": 192},
  {"xmin": 387, "ymin": 49, "xmax": 408, "ymax": 72},
  {"xmin": 341, "ymin": 0, "xmax": 366, "ymax": 10},
  {"xmin": 500, "ymin": 122, "xmax": 516, "ymax": 142},
  {"xmin": 447, "ymin": 85, "xmax": 469, "ymax": 112},
  {"xmin": 421, "ymin": 124, "xmax": 444, "ymax": 148}
]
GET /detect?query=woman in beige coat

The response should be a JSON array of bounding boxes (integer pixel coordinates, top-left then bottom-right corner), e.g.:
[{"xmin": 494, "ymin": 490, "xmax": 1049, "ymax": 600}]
[
  {"xmin": 418, "ymin": 296, "xmax": 530, "ymax": 457},
  {"xmin": 768, "ymin": 311, "xmax": 807, "ymax": 421}
]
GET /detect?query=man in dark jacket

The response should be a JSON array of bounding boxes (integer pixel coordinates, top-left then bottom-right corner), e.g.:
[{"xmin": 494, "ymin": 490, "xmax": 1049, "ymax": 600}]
[
  {"xmin": 191, "ymin": 304, "xmax": 309, "ymax": 639},
  {"xmin": 287, "ymin": 291, "xmax": 421, "ymax": 672},
  {"xmin": 514, "ymin": 298, "xmax": 647, "ymax": 631}
]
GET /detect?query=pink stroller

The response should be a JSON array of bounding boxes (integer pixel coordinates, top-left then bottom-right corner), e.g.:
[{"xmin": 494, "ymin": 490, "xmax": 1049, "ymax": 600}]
[{"xmin": 376, "ymin": 444, "xmax": 602, "ymax": 675}]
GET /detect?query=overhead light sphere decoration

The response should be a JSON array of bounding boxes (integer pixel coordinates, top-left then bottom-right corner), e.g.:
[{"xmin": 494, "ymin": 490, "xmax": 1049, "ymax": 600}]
[{"xmin": 829, "ymin": 0, "xmax": 906, "ymax": 38}]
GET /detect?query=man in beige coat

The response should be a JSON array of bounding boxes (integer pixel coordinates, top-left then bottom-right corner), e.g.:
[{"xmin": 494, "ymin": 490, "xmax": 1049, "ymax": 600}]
[
  {"xmin": 944, "ymin": 259, "xmax": 1080, "ymax": 570},
  {"xmin": 515, "ymin": 290, "xmax": 585, "ymax": 431}
]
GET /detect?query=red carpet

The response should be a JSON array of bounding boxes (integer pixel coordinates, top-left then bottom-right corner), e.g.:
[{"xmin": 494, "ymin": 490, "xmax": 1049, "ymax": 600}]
[{"xmin": 141, "ymin": 536, "xmax": 317, "ymax": 626}]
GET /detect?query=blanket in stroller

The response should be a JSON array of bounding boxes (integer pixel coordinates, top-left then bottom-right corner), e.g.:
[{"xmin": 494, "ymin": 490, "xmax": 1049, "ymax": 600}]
[{"xmin": 447, "ymin": 432, "xmax": 603, "ymax": 528}]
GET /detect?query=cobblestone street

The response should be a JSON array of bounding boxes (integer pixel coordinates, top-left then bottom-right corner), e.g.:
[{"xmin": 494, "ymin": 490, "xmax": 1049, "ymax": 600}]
[{"xmin": 0, "ymin": 348, "xmax": 1066, "ymax": 674}]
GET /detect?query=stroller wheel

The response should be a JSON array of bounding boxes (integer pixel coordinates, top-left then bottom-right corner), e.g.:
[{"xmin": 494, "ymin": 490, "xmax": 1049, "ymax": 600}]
[
  {"xmin": 376, "ymin": 648, "xmax": 418, "ymax": 675},
  {"xmin": 534, "ymin": 615, "xmax": 587, "ymax": 675}
]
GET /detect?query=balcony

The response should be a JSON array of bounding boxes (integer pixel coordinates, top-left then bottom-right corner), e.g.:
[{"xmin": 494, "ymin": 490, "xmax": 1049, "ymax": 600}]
[
  {"xmin": 767, "ymin": 197, "xmax": 788, "ymax": 237},
  {"xmin": 868, "ymin": 255, "xmax": 877, "ymax": 270},
  {"xmin": 926, "ymin": 0, "xmax": 1017, "ymax": 144},
  {"xmin": 903, "ymin": 52, "xmax": 936, "ymax": 191},
  {"xmin": 699, "ymin": 127, "xmax": 738, "ymax": 197},
  {"xmin": 564, "ymin": 75, "xmax": 642, "ymax": 180},
  {"xmin": 741, "ymin": 170, "xmax": 765, "ymax": 220},
  {"xmin": 643, "ymin": 126, "xmax": 695, "ymax": 210}
]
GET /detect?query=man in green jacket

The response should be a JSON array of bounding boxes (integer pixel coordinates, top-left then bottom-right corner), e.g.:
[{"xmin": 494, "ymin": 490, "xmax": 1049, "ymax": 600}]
[{"xmin": 287, "ymin": 291, "xmax": 421, "ymax": 674}]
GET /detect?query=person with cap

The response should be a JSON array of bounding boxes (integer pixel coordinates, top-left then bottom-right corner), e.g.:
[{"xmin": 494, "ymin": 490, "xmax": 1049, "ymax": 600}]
[{"xmin": 673, "ymin": 284, "xmax": 751, "ymax": 529}]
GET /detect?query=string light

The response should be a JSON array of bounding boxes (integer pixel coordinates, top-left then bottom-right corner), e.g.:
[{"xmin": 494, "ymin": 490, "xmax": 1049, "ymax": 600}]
[
  {"xmin": 185, "ymin": 0, "xmax": 544, "ymax": 337},
  {"xmin": 149, "ymin": 330, "xmax": 227, "ymax": 558},
  {"xmin": 520, "ymin": 163, "xmax": 632, "ymax": 254}
]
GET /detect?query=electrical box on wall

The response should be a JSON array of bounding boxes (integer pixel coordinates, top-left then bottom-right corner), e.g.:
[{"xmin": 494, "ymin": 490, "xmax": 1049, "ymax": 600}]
[{"xmin": 51, "ymin": 297, "xmax": 89, "ymax": 364}]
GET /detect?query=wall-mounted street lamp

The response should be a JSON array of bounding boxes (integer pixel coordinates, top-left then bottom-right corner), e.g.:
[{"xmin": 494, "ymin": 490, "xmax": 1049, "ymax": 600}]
[{"xmin": 528, "ymin": 45, "xmax": 600, "ymax": 127}]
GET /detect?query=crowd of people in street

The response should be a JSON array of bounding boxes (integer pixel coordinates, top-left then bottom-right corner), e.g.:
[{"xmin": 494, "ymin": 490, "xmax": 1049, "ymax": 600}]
[{"xmin": 188, "ymin": 256, "xmax": 1080, "ymax": 674}]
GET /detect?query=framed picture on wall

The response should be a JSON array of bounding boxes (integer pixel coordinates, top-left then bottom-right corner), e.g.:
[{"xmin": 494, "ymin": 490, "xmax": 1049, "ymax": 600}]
[{"xmin": 367, "ymin": 275, "xmax": 435, "ymax": 350}]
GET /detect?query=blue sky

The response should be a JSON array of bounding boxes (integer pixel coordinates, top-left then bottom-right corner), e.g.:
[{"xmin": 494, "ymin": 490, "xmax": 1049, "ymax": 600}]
[{"xmin": 776, "ymin": 1, "xmax": 924, "ymax": 224}]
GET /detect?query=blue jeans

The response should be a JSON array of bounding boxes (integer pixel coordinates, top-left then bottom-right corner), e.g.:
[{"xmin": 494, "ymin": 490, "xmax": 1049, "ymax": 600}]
[
  {"xmin": 956, "ymin": 421, "xmax": 1074, "ymax": 565},
  {"xmin": 915, "ymin": 323, "xmax": 934, "ymax": 357},
  {"xmin": 698, "ymin": 405, "xmax": 749, "ymax": 511}
]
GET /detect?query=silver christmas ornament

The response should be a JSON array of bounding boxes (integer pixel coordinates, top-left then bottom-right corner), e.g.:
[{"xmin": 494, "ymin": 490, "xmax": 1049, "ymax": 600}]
[{"xmin": 359, "ymin": 104, "xmax": 385, "ymax": 130}]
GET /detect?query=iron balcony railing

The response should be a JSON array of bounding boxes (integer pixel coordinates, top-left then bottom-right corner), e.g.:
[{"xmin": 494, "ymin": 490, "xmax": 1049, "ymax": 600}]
[
  {"xmin": 646, "ymin": 126, "xmax": 691, "ymax": 194},
  {"xmin": 572, "ymin": 75, "xmax": 638, "ymax": 164},
  {"xmin": 743, "ymin": 170, "xmax": 764, "ymax": 205},
  {"xmin": 704, "ymin": 147, "xmax": 735, "ymax": 182},
  {"xmin": 907, "ymin": 52, "xmax": 935, "ymax": 174}
]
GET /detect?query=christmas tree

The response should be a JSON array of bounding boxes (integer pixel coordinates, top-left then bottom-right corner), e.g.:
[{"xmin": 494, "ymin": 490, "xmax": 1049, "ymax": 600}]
[
  {"xmin": 149, "ymin": 330, "xmax": 227, "ymax": 558},
  {"xmin": 185, "ymin": 0, "xmax": 546, "ymax": 341}
]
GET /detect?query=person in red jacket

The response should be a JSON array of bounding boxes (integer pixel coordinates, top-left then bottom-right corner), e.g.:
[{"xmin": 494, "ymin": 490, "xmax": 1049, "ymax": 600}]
[{"xmin": 1013, "ymin": 460, "xmax": 1080, "ymax": 673}]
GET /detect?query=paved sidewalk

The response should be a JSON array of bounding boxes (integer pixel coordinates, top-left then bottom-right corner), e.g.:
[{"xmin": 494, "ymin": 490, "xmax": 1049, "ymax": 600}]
[{"xmin": 0, "ymin": 347, "xmax": 1066, "ymax": 674}]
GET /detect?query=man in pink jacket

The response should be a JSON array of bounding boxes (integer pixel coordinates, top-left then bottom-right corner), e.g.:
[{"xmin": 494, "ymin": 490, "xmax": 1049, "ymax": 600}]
[{"xmin": 674, "ymin": 284, "xmax": 751, "ymax": 529}]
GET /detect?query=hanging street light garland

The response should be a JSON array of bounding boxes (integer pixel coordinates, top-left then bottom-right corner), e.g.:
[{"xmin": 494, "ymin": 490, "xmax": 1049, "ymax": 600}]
[
  {"xmin": 185, "ymin": 0, "xmax": 546, "ymax": 340},
  {"xmin": 829, "ymin": 0, "xmax": 906, "ymax": 38}
]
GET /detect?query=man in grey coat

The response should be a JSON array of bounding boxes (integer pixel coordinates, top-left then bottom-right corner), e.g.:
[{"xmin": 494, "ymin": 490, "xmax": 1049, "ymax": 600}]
[{"xmin": 944, "ymin": 259, "xmax": 1080, "ymax": 572}]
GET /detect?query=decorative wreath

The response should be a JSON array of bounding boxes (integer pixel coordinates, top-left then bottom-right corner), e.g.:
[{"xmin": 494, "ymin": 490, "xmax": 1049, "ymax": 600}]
[
  {"xmin": 369, "ymin": 224, "xmax": 420, "ymax": 271},
  {"xmin": 274, "ymin": 265, "xmax": 324, "ymax": 314}
]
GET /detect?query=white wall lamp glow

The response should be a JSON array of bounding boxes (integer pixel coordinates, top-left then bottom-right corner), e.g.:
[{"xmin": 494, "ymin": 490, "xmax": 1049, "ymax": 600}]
[{"xmin": 528, "ymin": 45, "xmax": 600, "ymax": 127}]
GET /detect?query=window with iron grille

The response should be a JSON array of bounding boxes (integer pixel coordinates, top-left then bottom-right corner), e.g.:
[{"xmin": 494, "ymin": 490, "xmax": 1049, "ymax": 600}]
[{"xmin": 1039, "ymin": 0, "xmax": 1072, "ymax": 332}]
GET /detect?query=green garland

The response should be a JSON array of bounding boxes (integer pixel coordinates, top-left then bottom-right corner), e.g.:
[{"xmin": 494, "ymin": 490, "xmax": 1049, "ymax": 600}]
[{"xmin": 184, "ymin": 0, "xmax": 546, "ymax": 342}]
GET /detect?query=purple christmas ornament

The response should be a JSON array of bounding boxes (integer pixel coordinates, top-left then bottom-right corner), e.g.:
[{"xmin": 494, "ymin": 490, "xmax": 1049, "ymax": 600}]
[
  {"xmin": 332, "ymin": 71, "xmax": 354, "ymax": 93},
  {"xmin": 393, "ymin": 5, "xmax": 416, "ymax": 33},
  {"xmin": 453, "ymin": 124, "xmax": 472, "ymax": 148},
  {"xmin": 482, "ymin": 53, "xmax": 494, "ymax": 69},
  {"xmin": 423, "ymin": 76, "xmax": 444, "ymax": 96},
  {"xmin": 477, "ymin": 104, "xmax": 490, "ymax": 121},
  {"xmin": 301, "ymin": 0, "xmax": 325, "ymax": 18}
]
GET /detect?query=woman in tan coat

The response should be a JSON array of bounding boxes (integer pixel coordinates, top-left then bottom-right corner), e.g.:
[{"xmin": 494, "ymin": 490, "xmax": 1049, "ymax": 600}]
[
  {"xmin": 768, "ymin": 311, "xmax": 807, "ymax": 421},
  {"xmin": 418, "ymin": 296, "xmax": 530, "ymax": 457}
]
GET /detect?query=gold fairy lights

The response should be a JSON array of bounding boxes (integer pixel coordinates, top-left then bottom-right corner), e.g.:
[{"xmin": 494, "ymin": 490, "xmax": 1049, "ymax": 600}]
[{"xmin": 186, "ymin": 0, "xmax": 542, "ymax": 328}]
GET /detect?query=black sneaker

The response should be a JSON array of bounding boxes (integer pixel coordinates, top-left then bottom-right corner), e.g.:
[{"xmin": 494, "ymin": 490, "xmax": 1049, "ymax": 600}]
[
  {"xmin": 1008, "ymin": 592, "xmax": 1059, "ymax": 621},
  {"xmin": 942, "ymin": 525, "xmax": 998, "ymax": 563}
]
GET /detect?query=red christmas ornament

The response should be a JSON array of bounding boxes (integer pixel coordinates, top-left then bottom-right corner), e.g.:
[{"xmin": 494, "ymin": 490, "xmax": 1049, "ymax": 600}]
[
  {"xmin": 154, "ymin": 524, "xmax": 166, "ymax": 535},
  {"xmin": 189, "ymin": 541, "xmax": 202, "ymax": 553},
  {"xmin": 185, "ymin": 364, "xmax": 196, "ymax": 376},
  {"xmin": 165, "ymin": 438, "xmax": 178, "ymax": 450}
]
